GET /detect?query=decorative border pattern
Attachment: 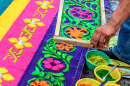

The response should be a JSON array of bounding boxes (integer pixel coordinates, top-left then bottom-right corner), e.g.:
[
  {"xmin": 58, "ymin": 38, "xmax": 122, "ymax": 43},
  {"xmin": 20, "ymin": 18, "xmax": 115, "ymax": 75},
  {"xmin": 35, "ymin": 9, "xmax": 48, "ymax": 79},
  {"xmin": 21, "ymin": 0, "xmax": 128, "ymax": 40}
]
[
  {"xmin": 0, "ymin": 0, "xmax": 60, "ymax": 85},
  {"xmin": 3, "ymin": 0, "xmax": 55, "ymax": 64}
]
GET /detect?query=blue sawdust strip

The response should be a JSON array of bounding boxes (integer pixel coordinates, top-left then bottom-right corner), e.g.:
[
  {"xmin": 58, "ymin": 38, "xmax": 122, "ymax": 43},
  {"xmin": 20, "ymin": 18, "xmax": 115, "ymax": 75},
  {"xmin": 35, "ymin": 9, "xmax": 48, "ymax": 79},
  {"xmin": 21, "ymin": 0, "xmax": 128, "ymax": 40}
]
[{"xmin": 0, "ymin": 0, "xmax": 14, "ymax": 16}]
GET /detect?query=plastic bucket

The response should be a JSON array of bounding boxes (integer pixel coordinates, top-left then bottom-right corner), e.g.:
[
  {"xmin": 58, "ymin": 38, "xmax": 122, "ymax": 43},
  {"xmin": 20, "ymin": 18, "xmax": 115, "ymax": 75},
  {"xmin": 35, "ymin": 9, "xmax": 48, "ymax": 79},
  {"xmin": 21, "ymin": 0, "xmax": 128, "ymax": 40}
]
[
  {"xmin": 85, "ymin": 50, "xmax": 110, "ymax": 71},
  {"xmin": 75, "ymin": 78, "xmax": 101, "ymax": 86},
  {"xmin": 94, "ymin": 66, "xmax": 121, "ymax": 84}
]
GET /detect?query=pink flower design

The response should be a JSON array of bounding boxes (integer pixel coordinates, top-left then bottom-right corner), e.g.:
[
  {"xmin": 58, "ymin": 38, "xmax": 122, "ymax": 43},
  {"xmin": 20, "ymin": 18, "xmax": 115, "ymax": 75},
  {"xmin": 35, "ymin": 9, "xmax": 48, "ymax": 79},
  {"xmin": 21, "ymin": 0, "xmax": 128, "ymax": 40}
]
[
  {"xmin": 44, "ymin": 64, "xmax": 52, "ymax": 69},
  {"xmin": 54, "ymin": 60, "xmax": 61, "ymax": 64},
  {"xmin": 43, "ymin": 58, "xmax": 65, "ymax": 71},
  {"xmin": 51, "ymin": 66, "xmax": 59, "ymax": 71},
  {"xmin": 69, "ymin": 8, "xmax": 94, "ymax": 20},
  {"xmin": 43, "ymin": 60, "xmax": 50, "ymax": 64},
  {"xmin": 46, "ymin": 58, "xmax": 53, "ymax": 62}
]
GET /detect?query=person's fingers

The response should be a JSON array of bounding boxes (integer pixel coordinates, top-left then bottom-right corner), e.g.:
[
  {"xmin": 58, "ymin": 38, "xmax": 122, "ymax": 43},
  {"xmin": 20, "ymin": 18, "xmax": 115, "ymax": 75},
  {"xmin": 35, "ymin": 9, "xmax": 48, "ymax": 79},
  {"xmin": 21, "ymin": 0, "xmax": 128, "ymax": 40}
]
[
  {"xmin": 98, "ymin": 33, "xmax": 105, "ymax": 48},
  {"xmin": 90, "ymin": 31, "xmax": 101, "ymax": 48},
  {"xmin": 104, "ymin": 36, "xmax": 111, "ymax": 47},
  {"xmin": 90, "ymin": 33, "xmax": 96, "ymax": 47}
]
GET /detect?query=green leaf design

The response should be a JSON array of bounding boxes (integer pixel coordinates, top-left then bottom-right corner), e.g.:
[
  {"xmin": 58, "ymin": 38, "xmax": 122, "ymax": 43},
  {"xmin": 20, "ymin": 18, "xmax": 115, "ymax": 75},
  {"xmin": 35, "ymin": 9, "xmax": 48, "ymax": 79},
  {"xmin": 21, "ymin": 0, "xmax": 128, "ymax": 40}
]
[
  {"xmin": 31, "ymin": 70, "xmax": 39, "ymax": 75},
  {"xmin": 44, "ymin": 75, "xmax": 50, "ymax": 79},
  {"xmin": 62, "ymin": 53, "xmax": 67, "ymax": 59},
  {"xmin": 31, "ymin": 66, "xmax": 45, "ymax": 77},
  {"xmin": 57, "ymin": 77, "xmax": 65, "ymax": 81},
  {"xmin": 50, "ymin": 77, "xmax": 55, "ymax": 82},
  {"xmin": 49, "ymin": 41, "xmax": 53, "ymax": 43},
  {"xmin": 27, "ymin": 78, "xmax": 37, "ymax": 84},
  {"xmin": 60, "ymin": 82, "xmax": 65, "ymax": 86},
  {"xmin": 63, "ymin": 59, "xmax": 70, "ymax": 72},
  {"xmin": 50, "ymin": 46, "xmax": 53, "ymax": 50},
  {"xmin": 37, "ymin": 58, "xmax": 44, "ymax": 71},
  {"xmin": 57, "ymin": 51, "xmax": 62, "ymax": 56},
  {"xmin": 54, "ymin": 80, "xmax": 58, "ymax": 85},
  {"xmin": 52, "ymin": 73, "xmax": 64, "ymax": 77},
  {"xmin": 42, "ymin": 50, "xmax": 51, "ymax": 54},
  {"xmin": 44, "ymin": 72, "xmax": 65, "ymax": 86},
  {"xmin": 44, "ymin": 46, "xmax": 48, "ymax": 50},
  {"xmin": 58, "ymin": 82, "xmax": 61, "ymax": 86},
  {"xmin": 66, "ymin": 55, "xmax": 73, "ymax": 62},
  {"xmin": 39, "ymin": 71, "xmax": 45, "ymax": 77},
  {"xmin": 44, "ymin": 54, "xmax": 56, "ymax": 58},
  {"xmin": 31, "ymin": 66, "xmax": 40, "ymax": 75},
  {"xmin": 53, "ymin": 50, "xmax": 56, "ymax": 53},
  {"xmin": 48, "ymin": 44, "xmax": 53, "ymax": 47}
]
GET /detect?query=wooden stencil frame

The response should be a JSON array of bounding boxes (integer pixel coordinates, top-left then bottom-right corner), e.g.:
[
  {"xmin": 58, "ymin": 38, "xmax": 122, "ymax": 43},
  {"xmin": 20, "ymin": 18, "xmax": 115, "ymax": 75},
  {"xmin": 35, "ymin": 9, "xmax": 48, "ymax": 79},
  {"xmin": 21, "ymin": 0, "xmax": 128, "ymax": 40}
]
[{"xmin": 53, "ymin": 0, "xmax": 106, "ymax": 47}]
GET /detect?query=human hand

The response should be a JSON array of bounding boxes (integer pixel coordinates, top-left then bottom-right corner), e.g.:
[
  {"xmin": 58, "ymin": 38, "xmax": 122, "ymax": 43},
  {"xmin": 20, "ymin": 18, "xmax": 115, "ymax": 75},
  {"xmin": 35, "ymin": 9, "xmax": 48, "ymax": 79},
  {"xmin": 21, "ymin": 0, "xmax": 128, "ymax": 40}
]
[{"xmin": 90, "ymin": 22, "xmax": 117, "ymax": 48}]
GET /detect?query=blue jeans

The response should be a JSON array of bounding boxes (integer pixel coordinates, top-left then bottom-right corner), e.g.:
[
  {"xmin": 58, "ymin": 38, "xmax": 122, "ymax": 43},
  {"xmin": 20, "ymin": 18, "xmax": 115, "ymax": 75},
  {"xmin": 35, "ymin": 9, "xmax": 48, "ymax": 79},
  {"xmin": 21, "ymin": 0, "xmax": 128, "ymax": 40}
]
[{"xmin": 112, "ymin": 17, "xmax": 130, "ymax": 64}]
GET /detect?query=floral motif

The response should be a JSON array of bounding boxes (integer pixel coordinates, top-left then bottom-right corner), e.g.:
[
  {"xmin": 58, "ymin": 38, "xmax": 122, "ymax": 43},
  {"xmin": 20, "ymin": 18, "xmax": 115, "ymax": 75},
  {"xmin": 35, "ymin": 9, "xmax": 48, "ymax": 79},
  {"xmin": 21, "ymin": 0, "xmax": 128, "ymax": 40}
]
[
  {"xmin": 35, "ymin": 1, "xmax": 55, "ymax": 10},
  {"xmin": 69, "ymin": 8, "xmax": 94, "ymax": 20},
  {"xmin": 8, "ymin": 37, "xmax": 32, "ymax": 49},
  {"xmin": 30, "ymin": 79, "xmax": 50, "ymax": 86},
  {"xmin": 43, "ymin": 58, "xmax": 65, "ymax": 71},
  {"xmin": 23, "ymin": 18, "xmax": 45, "ymax": 28},
  {"xmin": 0, "ymin": 67, "xmax": 14, "ymax": 83},
  {"xmin": 66, "ymin": 26, "xmax": 87, "ymax": 39},
  {"xmin": 56, "ymin": 43, "xmax": 74, "ymax": 51}
]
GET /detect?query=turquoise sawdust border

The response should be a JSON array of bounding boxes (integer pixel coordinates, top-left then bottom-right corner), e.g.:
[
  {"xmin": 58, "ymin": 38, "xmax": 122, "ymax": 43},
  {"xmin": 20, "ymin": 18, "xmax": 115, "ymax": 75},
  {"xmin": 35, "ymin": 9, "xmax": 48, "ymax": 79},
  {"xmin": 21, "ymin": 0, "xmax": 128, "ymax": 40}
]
[{"xmin": 0, "ymin": 0, "xmax": 14, "ymax": 16}]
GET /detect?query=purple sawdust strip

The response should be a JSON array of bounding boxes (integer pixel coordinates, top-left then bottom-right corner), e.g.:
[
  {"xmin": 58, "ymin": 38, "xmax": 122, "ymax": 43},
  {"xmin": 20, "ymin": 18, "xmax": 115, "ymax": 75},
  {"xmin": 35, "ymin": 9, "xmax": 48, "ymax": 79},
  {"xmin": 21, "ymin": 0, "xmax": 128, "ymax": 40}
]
[
  {"xmin": 18, "ymin": 13, "xmax": 86, "ymax": 86},
  {"xmin": 72, "ymin": 47, "xmax": 88, "ymax": 86}
]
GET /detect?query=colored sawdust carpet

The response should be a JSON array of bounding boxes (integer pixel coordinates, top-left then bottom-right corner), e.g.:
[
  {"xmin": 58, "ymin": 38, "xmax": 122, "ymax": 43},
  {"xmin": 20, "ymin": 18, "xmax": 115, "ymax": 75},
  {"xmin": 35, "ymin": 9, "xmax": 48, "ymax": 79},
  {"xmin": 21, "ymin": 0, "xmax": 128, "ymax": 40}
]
[
  {"xmin": 0, "ymin": 0, "xmax": 87, "ymax": 85},
  {"xmin": 1, "ymin": 0, "xmax": 128, "ymax": 86}
]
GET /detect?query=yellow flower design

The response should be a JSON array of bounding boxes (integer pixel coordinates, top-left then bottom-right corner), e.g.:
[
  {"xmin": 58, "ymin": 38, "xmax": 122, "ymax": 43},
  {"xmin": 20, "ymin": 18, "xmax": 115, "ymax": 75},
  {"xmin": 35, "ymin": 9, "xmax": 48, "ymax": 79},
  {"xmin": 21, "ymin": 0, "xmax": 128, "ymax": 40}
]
[
  {"xmin": 35, "ymin": 1, "xmax": 55, "ymax": 9},
  {"xmin": 8, "ymin": 37, "xmax": 32, "ymax": 50},
  {"xmin": 0, "ymin": 67, "xmax": 14, "ymax": 83},
  {"xmin": 23, "ymin": 18, "xmax": 45, "ymax": 28}
]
